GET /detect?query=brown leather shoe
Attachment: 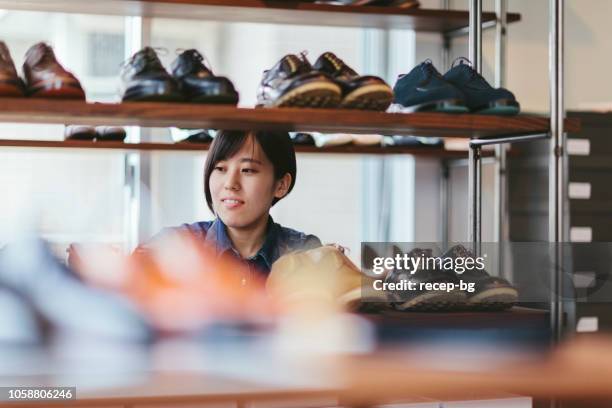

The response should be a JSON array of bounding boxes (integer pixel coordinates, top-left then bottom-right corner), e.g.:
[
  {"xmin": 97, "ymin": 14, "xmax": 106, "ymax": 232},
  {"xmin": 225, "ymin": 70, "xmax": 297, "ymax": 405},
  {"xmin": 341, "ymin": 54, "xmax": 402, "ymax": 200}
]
[
  {"xmin": 23, "ymin": 43, "xmax": 85, "ymax": 99},
  {"xmin": 0, "ymin": 41, "xmax": 24, "ymax": 97}
]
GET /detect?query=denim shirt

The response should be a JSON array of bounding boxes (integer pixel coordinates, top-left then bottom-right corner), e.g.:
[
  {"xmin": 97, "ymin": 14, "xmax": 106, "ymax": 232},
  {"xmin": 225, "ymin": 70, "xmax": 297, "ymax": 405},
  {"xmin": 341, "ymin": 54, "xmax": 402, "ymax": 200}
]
[{"xmin": 154, "ymin": 216, "xmax": 321, "ymax": 275}]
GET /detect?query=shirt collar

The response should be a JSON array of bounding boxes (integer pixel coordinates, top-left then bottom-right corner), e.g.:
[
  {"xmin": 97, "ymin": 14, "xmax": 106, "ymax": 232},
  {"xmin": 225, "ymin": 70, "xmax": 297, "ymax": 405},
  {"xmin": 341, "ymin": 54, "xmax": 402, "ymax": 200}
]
[{"xmin": 204, "ymin": 216, "xmax": 280, "ymax": 270}]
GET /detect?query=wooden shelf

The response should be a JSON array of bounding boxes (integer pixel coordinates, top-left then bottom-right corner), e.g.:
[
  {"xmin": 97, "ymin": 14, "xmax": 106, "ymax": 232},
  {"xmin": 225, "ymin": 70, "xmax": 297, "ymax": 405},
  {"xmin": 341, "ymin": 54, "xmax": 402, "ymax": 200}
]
[
  {"xmin": 0, "ymin": 0, "xmax": 521, "ymax": 32},
  {"xmin": 0, "ymin": 138, "xmax": 484, "ymax": 158},
  {"xmin": 0, "ymin": 99, "xmax": 580, "ymax": 139}
]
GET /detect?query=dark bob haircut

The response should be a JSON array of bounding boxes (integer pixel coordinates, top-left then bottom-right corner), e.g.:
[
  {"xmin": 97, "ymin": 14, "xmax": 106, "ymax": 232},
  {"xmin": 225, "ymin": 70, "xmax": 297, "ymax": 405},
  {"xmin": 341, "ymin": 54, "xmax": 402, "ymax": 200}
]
[{"xmin": 203, "ymin": 130, "xmax": 297, "ymax": 213}]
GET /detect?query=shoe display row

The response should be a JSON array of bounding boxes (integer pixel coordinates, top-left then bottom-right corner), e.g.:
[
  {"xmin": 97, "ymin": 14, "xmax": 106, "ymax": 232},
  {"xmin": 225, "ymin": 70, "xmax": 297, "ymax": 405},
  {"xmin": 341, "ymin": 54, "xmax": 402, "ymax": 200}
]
[
  {"xmin": 391, "ymin": 58, "xmax": 520, "ymax": 115},
  {"xmin": 0, "ymin": 41, "xmax": 85, "ymax": 99},
  {"xmin": 0, "ymin": 41, "xmax": 519, "ymax": 116}
]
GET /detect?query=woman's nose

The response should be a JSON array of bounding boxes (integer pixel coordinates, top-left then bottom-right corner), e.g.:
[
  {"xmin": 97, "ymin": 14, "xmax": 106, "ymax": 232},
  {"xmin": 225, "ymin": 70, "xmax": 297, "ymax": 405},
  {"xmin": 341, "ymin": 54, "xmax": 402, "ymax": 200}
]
[{"xmin": 224, "ymin": 169, "xmax": 240, "ymax": 191}]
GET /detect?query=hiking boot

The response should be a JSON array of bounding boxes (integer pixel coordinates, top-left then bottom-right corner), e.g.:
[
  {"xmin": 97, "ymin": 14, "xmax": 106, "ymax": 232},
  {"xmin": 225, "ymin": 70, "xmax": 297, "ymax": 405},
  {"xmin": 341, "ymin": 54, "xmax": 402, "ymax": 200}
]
[
  {"xmin": 120, "ymin": 47, "xmax": 182, "ymax": 102},
  {"xmin": 313, "ymin": 52, "xmax": 393, "ymax": 110},
  {"xmin": 443, "ymin": 57, "xmax": 520, "ymax": 115},
  {"xmin": 384, "ymin": 247, "xmax": 466, "ymax": 312},
  {"xmin": 390, "ymin": 60, "xmax": 467, "ymax": 113},
  {"xmin": 171, "ymin": 49, "xmax": 239, "ymax": 104},
  {"xmin": 23, "ymin": 43, "xmax": 85, "ymax": 99},
  {"xmin": 0, "ymin": 41, "xmax": 24, "ymax": 97},
  {"xmin": 257, "ymin": 53, "xmax": 342, "ymax": 108},
  {"xmin": 442, "ymin": 244, "xmax": 518, "ymax": 310}
]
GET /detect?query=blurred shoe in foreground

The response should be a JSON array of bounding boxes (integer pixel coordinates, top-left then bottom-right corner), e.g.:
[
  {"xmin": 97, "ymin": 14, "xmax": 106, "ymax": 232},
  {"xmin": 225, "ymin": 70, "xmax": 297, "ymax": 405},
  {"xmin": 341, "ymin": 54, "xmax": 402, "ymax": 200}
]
[
  {"xmin": 0, "ymin": 238, "xmax": 150, "ymax": 341},
  {"xmin": 70, "ymin": 231, "xmax": 276, "ymax": 334}
]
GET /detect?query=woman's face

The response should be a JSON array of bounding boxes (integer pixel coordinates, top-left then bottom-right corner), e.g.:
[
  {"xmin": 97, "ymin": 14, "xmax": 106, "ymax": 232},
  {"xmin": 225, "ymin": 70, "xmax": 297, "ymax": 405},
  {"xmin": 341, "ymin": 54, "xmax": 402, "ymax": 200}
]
[{"xmin": 209, "ymin": 136, "xmax": 290, "ymax": 230}]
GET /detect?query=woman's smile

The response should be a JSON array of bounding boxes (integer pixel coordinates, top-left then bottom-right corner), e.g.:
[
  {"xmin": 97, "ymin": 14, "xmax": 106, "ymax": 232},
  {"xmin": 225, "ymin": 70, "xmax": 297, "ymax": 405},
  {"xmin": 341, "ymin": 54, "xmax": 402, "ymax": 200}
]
[{"xmin": 221, "ymin": 197, "xmax": 245, "ymax": 210}]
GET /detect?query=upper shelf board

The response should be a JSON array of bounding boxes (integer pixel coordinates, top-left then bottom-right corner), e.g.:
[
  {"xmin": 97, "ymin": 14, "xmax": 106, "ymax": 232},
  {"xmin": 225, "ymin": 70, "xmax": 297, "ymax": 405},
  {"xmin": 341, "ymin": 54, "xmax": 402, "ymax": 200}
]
[
  {"xmin": 0, "ymin": 0, "xmax": 521, "ymax": 32},
  {"xmin": 0, "ymin": 98, "xmax": 580, "ymax": 139}
]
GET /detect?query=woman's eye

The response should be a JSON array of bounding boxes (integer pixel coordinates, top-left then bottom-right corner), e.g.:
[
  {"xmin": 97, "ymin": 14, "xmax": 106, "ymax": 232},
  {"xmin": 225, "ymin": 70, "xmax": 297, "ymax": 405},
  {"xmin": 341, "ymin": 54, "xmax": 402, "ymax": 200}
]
[
  {"xmin": 242, "ymin": 168, "xmax": 257, "ymax": 173},
  {"xmin": 214, "ymin": 166, "xmax": 225, "ymax": 172}
]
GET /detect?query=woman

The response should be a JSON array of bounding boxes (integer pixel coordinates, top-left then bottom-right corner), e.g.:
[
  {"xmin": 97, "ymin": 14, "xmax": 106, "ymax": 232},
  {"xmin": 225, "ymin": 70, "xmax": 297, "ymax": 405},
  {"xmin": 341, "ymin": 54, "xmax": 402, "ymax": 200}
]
[{"xmin": 147, "ymin": 130, "xmax": 321, "ymax": 277}]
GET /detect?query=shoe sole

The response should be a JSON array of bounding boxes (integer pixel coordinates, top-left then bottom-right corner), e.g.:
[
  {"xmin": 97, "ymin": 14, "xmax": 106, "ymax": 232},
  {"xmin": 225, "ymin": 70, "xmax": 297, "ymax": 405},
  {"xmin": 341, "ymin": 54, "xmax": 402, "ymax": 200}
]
[
  {"xmin": 122, "ymin": 82, "xmax": 183, "ymax": 102},
  {"xmin": 272, "ymin": 81, "xmax": 342, "ymax": 108},
  {"xmin": 389, "ymin": 99, "xmax": 469, "ymax": 114},
  {"xmin": 475, "ymin": 99, "xmax": 521, "ymax": 116},
  {"xmin": 28, "ymin": 79, "xmax": 85, "ymax": 99},
  {"xmin": 0, "ymin": 81, "xmax": 24, "ymax": 97},
  {"xmin": 340, "ymin": 83, "xmax": 393, "ymax": 111},
  {"xmin": 466, "ymin": 287, "xmax": 518, "ymax": 311},
  {"xmin": 394, "ymin": 290, "xmax": 466, "ymax": 312}
]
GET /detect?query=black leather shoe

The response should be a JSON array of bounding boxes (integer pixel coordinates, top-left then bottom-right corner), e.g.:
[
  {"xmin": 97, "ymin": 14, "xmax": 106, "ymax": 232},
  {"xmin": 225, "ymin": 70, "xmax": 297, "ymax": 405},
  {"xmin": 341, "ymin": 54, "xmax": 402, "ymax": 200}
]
[
  {"xmin": 442, "ymin": 244, "xmax": 518, "ymax": 311},
  {"xmin": 257, "ymin": 53, "xmax": 342, "ymax": 108},
  {"xmin": 290, "ymin": 132, "xmax": 315, "ymax": 145},
  {"xmin": 180, "ymin": 129, "xmax": 214, "ymax": 143},
  {"xmin": 384, "ymin": 247, "xmax": 466, "ymax": 312},
  {"xmin": 313, "ymin": 52, "xmax": 393, "ymax": 111},
  {"xmin": 171, "ymin": 49, "xmax": 239, "ymax": 104},
  {"xmin": 120, "ymin": 47, "xmax": 182, "ymax": 102},
  {"xmin": 95, "ymin": 126, "xmax": 126, "ymax": 142}
]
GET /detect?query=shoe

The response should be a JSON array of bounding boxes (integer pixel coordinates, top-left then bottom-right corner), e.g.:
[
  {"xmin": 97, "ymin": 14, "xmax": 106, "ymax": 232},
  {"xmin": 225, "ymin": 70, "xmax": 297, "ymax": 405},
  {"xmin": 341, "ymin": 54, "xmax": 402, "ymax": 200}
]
[
  {"xmin": 383, "ymin": 135, "xmax": 443, "ymax": 147},
  {"xmin": 290, "ymin": 132, "xmax": 315, "ymax": 145},
  {"xmin": 390, "ymin": 60, "xmax": 468, "ymax": 113},
  {"xmin": 120, "ymin": 47, "xmax": 182, "ymax": 102},
  {"xmin": 315, "ymin": 0, "xmax": 419, "ymax": 7},
  {"xmin": 267, "ymin": 245, "xmax": 388, "ymax": 313},
  {"xmin": 441, "ymin": 244, "xmax": 518, "ymax": 310},
  {"xmin": 443, "ymin": 58, "xmax": 520, "ymax": 115},
  {"xmin": 0, "ymin": 41, "xmax": 25, "ymax": 97},
  {"xmin": 23, "ymin": 43, "xmax": 85, "ymax": 99},
  {"xmin": 95, "ymin": 126, "xmax": 126, "ymax": 142},
  {"xmin": 312, "ymin": 52, "xmax": 393, "ymax": 110},
  {"xmin": 64, "ymin": 125, "xmax": 96, "ymax": 141},
  {"xmin": 171, "ymin": 49, "xmax": 239, "ymax": 104},
  {"xmin": 384, "ymin": 246, "xmax": 466, "ymax": 311},
  {"xmin": 257, "ymin": 53, "xmax": 342, "ymax": 108},
  {"xmin": 180, "ymin": 129, "xmax": 214, "ymax": 143},
  {"xmin": 0, "ymin": 238, "xmax": 150, "ymax": 341},
  {"xmin": 312, "ymin": 132, "xmax": 354, "ymax": 147}
]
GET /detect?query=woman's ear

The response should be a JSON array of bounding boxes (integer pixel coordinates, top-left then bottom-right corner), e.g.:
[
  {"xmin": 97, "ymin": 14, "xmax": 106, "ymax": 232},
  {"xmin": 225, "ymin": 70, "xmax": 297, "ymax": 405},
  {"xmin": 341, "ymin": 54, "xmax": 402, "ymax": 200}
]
[{"xmin": 274, "ymin": 173, "xmax": 292, "ymax": 199}]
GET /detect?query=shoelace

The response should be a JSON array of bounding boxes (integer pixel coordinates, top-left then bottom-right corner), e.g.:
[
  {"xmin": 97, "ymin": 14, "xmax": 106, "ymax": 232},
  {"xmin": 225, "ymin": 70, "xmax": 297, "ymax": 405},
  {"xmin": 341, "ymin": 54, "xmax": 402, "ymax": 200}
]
[
  {"xmin": 420, "ymin": 59, "xmax": 443, "ymax": 78},
  {"xmin": 451, "ymin": 57, "xmax": 490, "ymax": 87},
  {"xmin": 176, "ymin": 48, "xmax": 213, "ymax": 72},
  {"xmin": 120, "ymin": 47, "xmax": 167, "ymax": 70}
]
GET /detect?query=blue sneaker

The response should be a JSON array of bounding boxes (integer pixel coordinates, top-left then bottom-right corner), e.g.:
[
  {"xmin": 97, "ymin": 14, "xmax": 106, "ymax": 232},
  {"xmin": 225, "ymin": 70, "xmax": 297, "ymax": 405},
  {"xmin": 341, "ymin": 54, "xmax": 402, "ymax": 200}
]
[
  {"xmin": 443, "ymin": 58, "xmax": 520, "ymax": 115},
  {"xmin": 391, "ymin": 60, "xmax": 468, "ymax": 113}
]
